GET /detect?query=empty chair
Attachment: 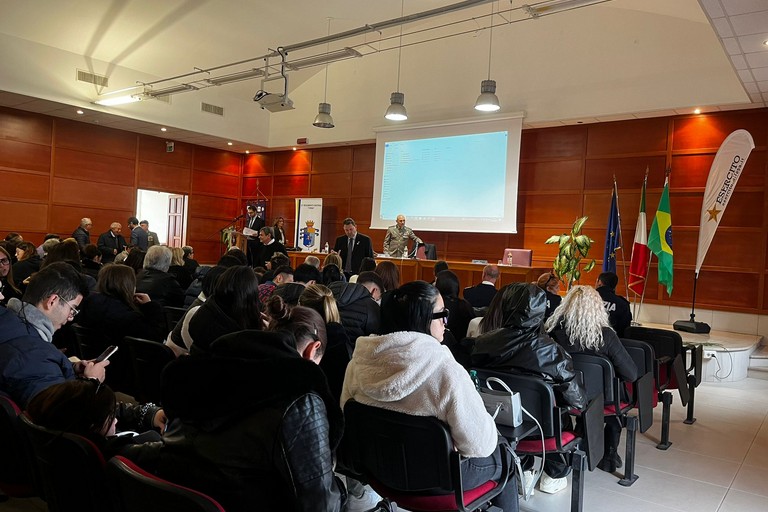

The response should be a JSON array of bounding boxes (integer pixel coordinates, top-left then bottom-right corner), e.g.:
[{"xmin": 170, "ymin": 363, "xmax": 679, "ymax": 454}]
[
  {"xmin": 0, "ymin": 393, "xmax": 36, "ymax": 498},
  {"xmin": 124, "ymin": 336, "xmax": 175, "ymax": 404},
  {"xmin": 72, "ymin": 323, "xmax": 110, "ymax": 360},
  {"xmin": 163, "ymin": 306, "xmax": 188, "ymax": 335},
  {"xmin": 338, "ymin": 400, "xmax": 511, "ymax": 512},
  {"xmin": 502, "ymin": 248, "xmax": 532, "ymax": 266},
  {"xmin": 19, "ymin": 414, "xmax": 109, "ymax": 512},
  {"xmin": 107, "ymin": 456, "xmax": 225, "ymax": 512}
]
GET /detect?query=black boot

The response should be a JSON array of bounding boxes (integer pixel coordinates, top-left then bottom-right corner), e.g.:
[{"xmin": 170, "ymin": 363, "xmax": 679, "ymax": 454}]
[{"xmin": 597, "ymin": 447, "xmax": 618, "ymax": 473}]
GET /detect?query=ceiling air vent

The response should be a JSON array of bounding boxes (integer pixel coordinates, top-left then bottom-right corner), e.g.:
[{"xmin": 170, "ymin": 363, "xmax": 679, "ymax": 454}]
[
  {"xmin": 76, "ymin": 69, "xmax": 109, "ymax": 87},
  {"xmin": 201, "ymin": 102, "xmax": 224, "ymax": 116}
]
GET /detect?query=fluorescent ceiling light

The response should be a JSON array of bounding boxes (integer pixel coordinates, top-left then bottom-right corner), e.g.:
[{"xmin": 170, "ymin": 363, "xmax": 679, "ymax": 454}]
[
  {"xmin": 146, "ymin": 84, "xmax": 198, "ymax": 97},
  {"xmin": 523, "ymin": 0, "xmax": 608, "ymax": 18},
  {"xmin": 207, "ymin": 69, "xmax": 265, "ymax": 86},
  {"xmin": 285, "ymin": 47, "xmax": 362, "ymax": 70},
  {"xmin": 93, "ymin": 94, "xmax": 143, "ymax": 106}
]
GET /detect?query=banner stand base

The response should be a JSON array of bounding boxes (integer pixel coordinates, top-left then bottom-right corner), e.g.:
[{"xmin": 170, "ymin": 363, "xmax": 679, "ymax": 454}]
[{"xmin": 673, "ymin": 320, "xmax": 711, "ymax": 334}]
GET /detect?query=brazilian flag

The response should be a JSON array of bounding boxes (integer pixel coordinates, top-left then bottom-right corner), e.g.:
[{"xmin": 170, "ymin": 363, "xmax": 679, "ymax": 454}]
[{"xmin": 648, "ymin": 179, "xmax": 673, "ymax": 295}]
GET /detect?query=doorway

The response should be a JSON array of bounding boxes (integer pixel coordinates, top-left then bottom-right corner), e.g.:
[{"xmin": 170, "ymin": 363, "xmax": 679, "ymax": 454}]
[{"xmin": 136, "ymin": 189, "xmax": 188, "ymax": 247}]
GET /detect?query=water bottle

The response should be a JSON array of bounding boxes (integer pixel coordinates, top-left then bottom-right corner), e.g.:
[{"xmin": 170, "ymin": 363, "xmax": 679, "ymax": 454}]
[
  {"xmin": 469, "ymin": 370, "xmax": 481, "ymax": 391},
  {"xmin": 323, "ymin": 242, "xmax": 329, "ymax": 254}
]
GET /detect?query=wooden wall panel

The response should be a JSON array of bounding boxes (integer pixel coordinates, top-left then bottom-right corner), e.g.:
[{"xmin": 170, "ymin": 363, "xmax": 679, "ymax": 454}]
[
  {"xmin": 584, "ymin": 156, "xmax": 667, "ymax": 190},
  {"xmin": 352, "ymin": 145, "xmax": 376, "ymax": 171},
  {"xmin": 349, "ymin": 197, "xmax": 373, "ymax": 227},
  {"xmin": 193, "ymin": 147, "xmax": 240, "ymax": 175},
  {"xmin": 587, "ymin": 118, "xmax": 668, "ymax": 156},
  {"xmin": 0, "ymin": 202, "xmax": 48, "ymax": 231},
  {"xmin": 673, "ymin": 228, "xmax": 757, "ymax": 270},
  {"xmin": 49, "ymin": 205, "xmax": 133, "ymax": 236},
  {"xmin": 671, "ymin": 191, "xmax": 763, "ymax": 228},
  {"xmin": 521, "ymin": 126, "xmax": 586, "ymax": 159},
  {"xmin": 0, "ymin": 107, "xmax": 51, "ymax": 144},
  {"xmin": 186, "ymin": 216, "xmax": 235, "ymax": 241},
  {"xmin": 523, "ymin": 193, "xmax": 583, "ymax": 226},
  {"xmin": 191, "ymin": 170, "xmax": 239, "ymax": 197},
  {"xmin": 670, "ymin": 270, "xmax": 758, "ymax": 310},
  {"xmin": 273, "ymin": 175, "xmax": 309, "ymax": 197},
  {"xmin": 671, "ymin": 151, "xmax": 765, "ymax": 189},
  {"xmin": 672, "ymin": 111, "xmax": 768, "ymax": 151},
  {"xmin": 137, "ymin": 162, "xmax": 191, "ymax": 194},
  {"xmin": 447, "ymin": 232, "xmax": 508, "ymax": 262},
  {"xmin": 54, "ymin": 148, "xmax": 134, "ymax": 185},
  {"xmin": 274, "ymin": 150, "xmax": 311, "ymax": 174},
  {"xmin": 351, "ymin": 171, "xmax": 374, "ymax": 196},
  {"xmin": 244, "ymin": 153, "xmax": 274, "ymax": 176},
  {"xmin": 190, "ymin": 240, "xmax": 222, "ymax": 266},
  {"xmin": 54, "ymin": 119, "xmax": 136, "ymax": 159},
  {"xmin": 138, "ymin": 135, "xmax": 193, "ymax": 168},
  {"xmin": 242, "ymin": 176, "xmax": 273, "ymax": 197},
  {"xmin": 0, "ymin": 171, "xmax": 49, "ymax": 202},
  {"xmin": 518, "ymin": 160, "xmax": 583, "ymax": 192},
  {"xmin": 188, "ymin": 195, "xmax": 239, "ymax": 220},
  {"xmin": 0, "ymin": 138, "xmax": 51, "ymax": 173},
  {"xmin": 310, "ymin": 172, "xmax": 352, "ymax": 197},
  {"xmin": 312, "ymin": 147, "xmax": 353, "ymax": 173},
  {"xmin": 52, "ymin": 177, "xmax": 135, "ymax": 210}
]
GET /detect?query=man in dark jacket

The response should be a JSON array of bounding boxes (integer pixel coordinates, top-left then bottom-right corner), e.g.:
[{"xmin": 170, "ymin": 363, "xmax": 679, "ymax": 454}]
[
  {"xmin": 329, "ymin": 281, "xmax": 380, "ymax": 346},
  {"xmin": 333, "ymin": 218, "xmax": 374, "ymax": 277},
  {"xmin": 135, "ymin": 246, "xmax": 184, "ymax": 308},
  {"xmin": 155, "ymin": 330, "xmax": 346, "ymax": 512},
  {"xmin": 71, "ymin": 217, "xmax": 92, "ymax": 252},
  {"xmin": 596, "ymin": 272, "xmax": 632, "ymax": 337},
  {"xmin": 97, "ymin": 222, "xmax": 127, "ymax": 263},
  {"xmin": 463, "ymin": 264, "xmax": 499, "ymax": 308},
  {"xmin": 0, "ymin": 262, "xmax": 107, "ymax": 406}
]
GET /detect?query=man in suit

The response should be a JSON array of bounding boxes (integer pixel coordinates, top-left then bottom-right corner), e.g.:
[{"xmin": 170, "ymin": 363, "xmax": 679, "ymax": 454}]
[
  {"xmin": 333, "ymin": 218, "xmax": 373, "ymax": 277},
  {"xmin": 71, "ymin": 218, "xmax": 92, "ymax": 252},
  {"xmin": 463, "ymin": 264, "xmax": 499, "ymax": 308},
  {"xmin": 97, "ymin": 222, "xmax": 127, "ymax": 263},
  {"xmin": 244, "ymin": 205, "xmax": 264, "ymax": 267},
  {"xmin": 383, "ymin": 214, "xmax": 422, "ymax": 258},
  {"xmin": 131, "ymin": 219, "xmax": 149, "ymax": 251}
]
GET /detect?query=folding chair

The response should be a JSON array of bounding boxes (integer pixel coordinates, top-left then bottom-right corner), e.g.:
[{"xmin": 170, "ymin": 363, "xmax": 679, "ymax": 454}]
[{"xmin": 0, "ymin": 393, "xmax": 36, "ymax": 498}]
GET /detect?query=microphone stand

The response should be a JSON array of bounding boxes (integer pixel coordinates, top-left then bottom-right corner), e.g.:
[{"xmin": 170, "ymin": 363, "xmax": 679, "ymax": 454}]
[{"xmin": 215, "ymin": 214, "xmax": 246, "ymax": 256}]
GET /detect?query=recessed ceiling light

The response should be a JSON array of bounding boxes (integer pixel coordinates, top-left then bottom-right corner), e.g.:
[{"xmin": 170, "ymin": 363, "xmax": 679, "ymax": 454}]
[
  {"xmin": 292, "ymin": 147, "xmax": 297, "ymax": 151},
  {"xmin": 245, "ymin": 150, "xmax": 250, "ymax": 154},
  {"xmin": 694, "ymin": 108, "xmax": 701, "ymax": 114},
  {"xmin": 76, "ymin": 109, "xmax": 84, "ymax": 115},
  {"xmin": 763, "ymin": 39, "xmax": 768, "ymax": 46},
  {"xmin": 227, "ymin": 142, "xmax": 233, "ymax": 146},
  {"xmin": 160, "ymin": 127, "xmax": 167, "ymax": 132}
]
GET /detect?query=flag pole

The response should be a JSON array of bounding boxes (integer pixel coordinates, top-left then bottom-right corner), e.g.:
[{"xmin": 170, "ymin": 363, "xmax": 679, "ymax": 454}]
[
  {"xmin": 631, "ymin": 168, "xmax": 649, "ymax": 323},
  {"xmin": 613, "ymin": 175, "xmax": 630, "ymax": 302}
]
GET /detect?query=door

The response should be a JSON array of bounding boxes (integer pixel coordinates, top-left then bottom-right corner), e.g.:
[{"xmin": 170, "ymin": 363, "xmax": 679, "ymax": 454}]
[{"xmin": 167, "ymin": 195, "xmax": 185, "ymax": 247}]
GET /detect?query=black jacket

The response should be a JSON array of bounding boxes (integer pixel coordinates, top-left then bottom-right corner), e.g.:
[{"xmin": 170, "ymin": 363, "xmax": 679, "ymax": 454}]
[
  {"xmin": 97, "ymin": 231, "xmax": 127, "ymax": 263},
  {"xmin": 596, "ymin": 286, "xmax": 632, "ymax": 337},
  {"xmin": 135, "ymin": 268, "xmax": 184, "ymax": 308},
  {"xmin": 470, "ymin": 284, "xmax": 587, "ymax": 410},
  {"xmin": 443, "ymin": 295, "xmax": 475, "ymax": 341},
  {"xmin": 77, "ymin": 292, "xmax": 165, "ymax": 343},
  {"xmin": 155, "ymin": 330, "xmax": 345, "ymax": 512},
  {"xmin": 550, "ymin": 326, "xmax": 639, "ymax": 382},
  {"xmin": 328, "ymin": 281, "xmax": 380, "ymax": 343},
  {"xmin": 463, "ymin": 283, "xmax": 497, "ymax": 308},
  {"xmin": 187, "ymin": 295, "xmax": 244, "ymax": 356},
  {"xmin": 11, "ymin": 255, "xmax": 41, "ymax": 289},
  {"xmin": 333, "ymin": 234, "xmax": 373, "ymax": 274},
  {"xmin": 318, "ymin": 321, "xmax": 352, "ymax": 403}
]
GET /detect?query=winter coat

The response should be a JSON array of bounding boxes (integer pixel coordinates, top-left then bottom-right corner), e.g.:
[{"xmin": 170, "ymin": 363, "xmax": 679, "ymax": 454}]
[
  {"xmin": 77, "ymin": 292, "xmax": 165, "ymax": 342},
  {"xmin": 550, "ymin": 326, "xmax": 639, "ymax": 383},
  {"xmin": 135, "ymin": 268, "xmax": 184, "ymax": 308},
  {"xmin": 328, "ymin": 281, "xmax": 380, "ymax": 343}
]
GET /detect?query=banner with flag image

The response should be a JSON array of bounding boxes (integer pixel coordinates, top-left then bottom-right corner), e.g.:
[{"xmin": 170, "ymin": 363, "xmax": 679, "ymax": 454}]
[
  {"xmin": 602, "ymin": 185, "xmax": 620, "ymax": 273},
  {"xmin": 628, "ymin": 174, "xmax": 649, "ymax": 296},
  {"xmin": 647, "ymin": 176, "xmax": 673, "ymax": 295}
]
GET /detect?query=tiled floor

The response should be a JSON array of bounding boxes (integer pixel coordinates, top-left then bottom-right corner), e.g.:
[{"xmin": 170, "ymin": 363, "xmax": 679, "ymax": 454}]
[{"xmin": 4, "ymin": 378, "xmax": 768, "ymax": 512}]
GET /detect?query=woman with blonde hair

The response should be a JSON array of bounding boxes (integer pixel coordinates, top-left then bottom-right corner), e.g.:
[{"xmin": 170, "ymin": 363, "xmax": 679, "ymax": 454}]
[
  {"xmin": 544, "ymin": 285, "xmax": 638, "ymax": 474},
  {"xmin": 168, "ymin": 246, "xmax": 192, "ymax": 289}
]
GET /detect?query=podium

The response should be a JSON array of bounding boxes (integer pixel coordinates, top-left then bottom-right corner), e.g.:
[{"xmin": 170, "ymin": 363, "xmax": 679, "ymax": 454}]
[{"xmin": 223, "ymin": 229, "xmax": 248, "ymax": 253}]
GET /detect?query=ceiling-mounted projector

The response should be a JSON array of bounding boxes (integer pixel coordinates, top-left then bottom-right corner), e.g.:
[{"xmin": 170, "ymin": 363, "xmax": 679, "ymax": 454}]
[{"xmin": 253, "ymin": 90, "xmax": 294, "ymax": 112}]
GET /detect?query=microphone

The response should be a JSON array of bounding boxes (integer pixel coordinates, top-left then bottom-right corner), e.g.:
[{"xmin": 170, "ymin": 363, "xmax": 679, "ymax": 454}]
[{"xmin": 233, "ymin": 214, "xmax": 245, "ymax": 221}]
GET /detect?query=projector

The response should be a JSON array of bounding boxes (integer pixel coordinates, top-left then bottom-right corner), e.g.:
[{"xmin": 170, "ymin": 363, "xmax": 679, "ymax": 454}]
[{"xmin": 253, "ymin": 91, "xmax": 294, "ymax": 112}]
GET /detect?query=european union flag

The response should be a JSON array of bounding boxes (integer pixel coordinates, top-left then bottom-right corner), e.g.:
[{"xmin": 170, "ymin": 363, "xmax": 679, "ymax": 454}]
[{"xmin": 603, "ymin": 187, "xmax": 621, "ymax": 273}]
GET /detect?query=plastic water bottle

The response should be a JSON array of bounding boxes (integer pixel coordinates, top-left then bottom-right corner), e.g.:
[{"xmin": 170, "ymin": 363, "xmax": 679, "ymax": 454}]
[
  {"xmin": 469, "ymin": 370, "xmax": 481, "ymax": 391},
  {"xmin": 323, "ymin": 242, "xmax": 329, "ymax": 254}
]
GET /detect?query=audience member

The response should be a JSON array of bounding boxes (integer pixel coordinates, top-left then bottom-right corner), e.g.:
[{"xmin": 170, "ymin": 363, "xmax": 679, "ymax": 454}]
[
  {"xmin": 467, "ymin": 283, "xmax": 508, "ymax": 338},
  {"xmin": 435, "ymin": 270, "xmax": 475, "ymax": 341},
  {"xmin": 356, "ymin": 271, "xmax": 384, "ymax": 304},
  {"xmin": 595, "ymin": 272, "xmax": 632, "ymax": 337},
  {"xmin": 72, "ymin": 217, "xmax": 92, "ymax": 251},
  {"xmin": 38, "ymin": 235, "xmax": 60, "ymax": 259},
  {"xmin": 123, "ymin": 248, "xmax": 146, "ymax": 274},
  {"xmin": 329, "ymin": 280, "xmax": 381, "ymax": 343},
  {"xmin": 4, "ymin": 233, "xmax": 23, "ymax": 263},
  {"xmin": 322, "ymin": 264, "xmax": 344, "ymax": 286},
  {"xmin": 135, "ymin": 246, "xmax": 184, "ymax": 307},
  {"xmin": 342, "ymin": 280, "xmax": 517, "ymax": 511},
  {"xmin": 333, "ymin": 218, "xmax": 373, "ymax": 276},
  {"xmin": 130, "ymin": 217, "xmax": 148, "ymax": 251},
  {"xmin": 0, "ymin": 262, "xmax": 106, "ymax": 407},
  {"xmin": 258, "ymin": 264, "xmax": 294, "ymax": 305},
  {"xmin": 471, "ymin": 283, "xmax": 586, "ymax": 495},
  {"xmin": 12, "ymin": 241, "xmax": 41, "ymax": 287},
  {"xmin": 225, "ymin": 247, "xmax": 249, "ymax": 266},
  {"xmin": 545, "ymin": 285, "xmax": 638, "ymax": 474},
  {"xmin": 254, "ymin": 226, "xmax": 287, "ymax": 268},
  {"xmin": 304, "ymin": 254, "xmax": 321, "ymax": 268},
  {"xmin": 41, "ymin": 239, "xmax": 96, "ymax": 291},
  {"xmin": 348, "ymin": 256, "xmax": 376, "ymax": 283},
  {"xmin": 434, "ymin": 260, "xmax": 449, "ymax": 275},
  {"xmin": 97, "ymin": 222, "xmax": 126, "ymax": 264},
  {"xmin": 382, "ymin": 214, "xmax": 422, "ymax": 258},
  {"xmin": 182, "ymin": 246, "xmax": 199, "ymax": 275},
  {"xmin": 81, "ymin": 244, "xmax": 103, "ymax": 280},
  {"xmin": 374, "ymin": 260, "xmax": 400, "ymax": 293},
  {"xmin": 536, "ymin": 272, "xmax": 562, "ymax": 320},
  {"xmin": 168, "ymin": 247, "xmax": 193, "ymax": 290},
  {"xmin": 0, "ymin": 245, "xmax": 21, "ymax": 306},
  {"xmin": 463, "ymin": 264, "xmax": 499, "ymax": 308}
]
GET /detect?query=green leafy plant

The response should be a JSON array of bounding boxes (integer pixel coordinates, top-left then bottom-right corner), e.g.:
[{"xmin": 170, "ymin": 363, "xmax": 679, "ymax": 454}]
[{"xmin": 545, "ymin": 216, "xmax": 596, "ymax": 289}]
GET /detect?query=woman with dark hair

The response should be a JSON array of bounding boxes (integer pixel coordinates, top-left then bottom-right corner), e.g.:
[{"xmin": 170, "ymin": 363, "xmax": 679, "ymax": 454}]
[
  {"xmin": 348, "ymin": 256, "xmax": 376, "ymax": 283},
  {"xmin": 273, "ymin": 217, "xmax": 286, "ymax": 245},
  {"xmin": 80, "ymin": 244, "xmax": 103, "ymax": 280},
  {"xmin": 40, "ymin": 238, "xmax": 96, "ymax": 291},
  {"xmin": 343, "ymin": 280, "xmax": 518, "ymax": 511},
  {"xmin": 77, "ymin": 264, "xmax": 166, "ymax": 342},
  {"xmin": 182, "ymin": 246, "xmax": 199, "ymax": 275},
  {"xmin": 321, "ymin": 264, "xmax": 344, "ymax": 285},
  {"xmin": 0, "ymin": 245, "xmax": 21, "ymax": 306},
  {"xmin": 467, "ymin": 284, "xmax": 509, "ymax": 339},
  {"xmin": 434, "ymin": 269, "xmax": 475, "ymax": 341},
  {"xmin": 26, "ymin": 379, "xmax": 163, "ymax": 463},
  {"xmin": 374, "ymin": 260, "xmax": 400, "ymax": 293},
  {"xmin": 186, "ymin": 265, "xmax": 262, "ymax": 355},
  {"xmin": 545, "ymin": 285, "xmax": 638, "ymax": 473}
]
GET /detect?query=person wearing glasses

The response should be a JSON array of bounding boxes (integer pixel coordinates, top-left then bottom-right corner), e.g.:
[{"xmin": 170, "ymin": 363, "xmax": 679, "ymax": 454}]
[
  {"xmin": 0, "ymin": 262, "xmax": 108, "ymax": 407},
  {"xmin": 0, "ymin": 245, "xmax": 22, "ymax": 306},
  {"xmin": 536, "ymin": 271, "xmax": 562, "ymax": 321},
  {"xmin": 342, "ymin": 280, "xmax": 519, "ymax": 512}
]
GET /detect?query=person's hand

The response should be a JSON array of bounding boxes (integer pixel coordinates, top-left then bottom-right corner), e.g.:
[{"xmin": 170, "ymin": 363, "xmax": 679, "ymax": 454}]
[
  {"xmin": 153, "ymin": 409, "xmax": 168, "ymax": 432},
  {"xmin": 82, "ymin": 359, "xmax": 110, "ymax": 382},
  {"xmin": 133, "ymin": 293, "xmax": 151, "ymax": 304}
]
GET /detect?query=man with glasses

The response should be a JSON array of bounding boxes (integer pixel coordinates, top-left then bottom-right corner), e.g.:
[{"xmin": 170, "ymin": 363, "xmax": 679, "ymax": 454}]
[{"xmin": 0, "ymin": 262, "xmax": 108, "ymax": 407}]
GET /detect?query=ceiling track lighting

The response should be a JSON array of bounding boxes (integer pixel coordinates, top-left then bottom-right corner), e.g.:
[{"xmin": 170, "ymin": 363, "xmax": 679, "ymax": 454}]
[
  {"xmin": 475, "ymin": 1, "xmax": 500, "ymax": 112},
  {"xmin": 314, "ymin": 18, "xmax": 335, "ymax": 128},
  {"xmin": 523, "ymin": 0, "xmax": 609, "ymax": 18},
  {"xmin": 385, "ymin": 0, "xmax": 408, "ymax": 121}
]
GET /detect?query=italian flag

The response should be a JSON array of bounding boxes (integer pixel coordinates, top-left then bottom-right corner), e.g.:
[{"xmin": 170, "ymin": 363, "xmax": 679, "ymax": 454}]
[{"xmin": 628, "ymin": 175, "xmax": 650, "ymax": 296}]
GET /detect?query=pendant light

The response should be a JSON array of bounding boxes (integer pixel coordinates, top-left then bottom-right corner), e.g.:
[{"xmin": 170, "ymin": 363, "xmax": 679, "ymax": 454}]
[
  {"xmin": 313, "ymin": 18, "xmax": 335, "ymax": 128},
  {"xmin": 385, "ymin": 0, "xmax": 408, "ymax": 121},
  {"xmin": 475, "ymin": 1, "xmax": 500, "ymax": 112}
]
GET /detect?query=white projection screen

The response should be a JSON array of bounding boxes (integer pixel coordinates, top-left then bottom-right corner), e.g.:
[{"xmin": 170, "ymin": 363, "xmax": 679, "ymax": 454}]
[{"xmin": 371, "ymin": 114, "xmax": 523, "ymax": 234}]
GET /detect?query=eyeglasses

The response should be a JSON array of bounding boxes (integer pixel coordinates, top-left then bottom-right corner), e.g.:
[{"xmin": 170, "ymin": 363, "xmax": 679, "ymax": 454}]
[
  {"xmin": 0, "ymin": 258, "xmax": 9, "ymax": 266},
  {"xmin": 58, "ymin": 296, "xmax": 80, "ymax": 318},
  {"xmin": 432, "ymin": 307, "xmax": 450, "ymax": 325}
]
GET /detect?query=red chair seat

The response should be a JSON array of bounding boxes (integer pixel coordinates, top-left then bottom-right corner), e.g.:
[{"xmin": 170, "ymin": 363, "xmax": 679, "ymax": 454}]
[
  {"xmin": 603, "ymin": 402, "xmax": 631, "ymax": 415},
  {"xmin": 369, "ymin": 479, "xmax": 497, "ymax": 511},
  {"xmin": 517, "ymin": 431, "xmax": 577, "ymax": 452}
]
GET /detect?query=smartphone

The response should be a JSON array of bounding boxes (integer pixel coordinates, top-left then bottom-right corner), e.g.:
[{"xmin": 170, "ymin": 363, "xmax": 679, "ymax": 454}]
[{"xmin": 94, "ymin": 345, "xmax": 118, "ymax": 363}]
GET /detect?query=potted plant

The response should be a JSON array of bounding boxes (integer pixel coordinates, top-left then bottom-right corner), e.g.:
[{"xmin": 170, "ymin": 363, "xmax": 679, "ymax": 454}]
[{"xmin": 545, "ymin": 216, "xmax": 596, "ymax": 290}]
